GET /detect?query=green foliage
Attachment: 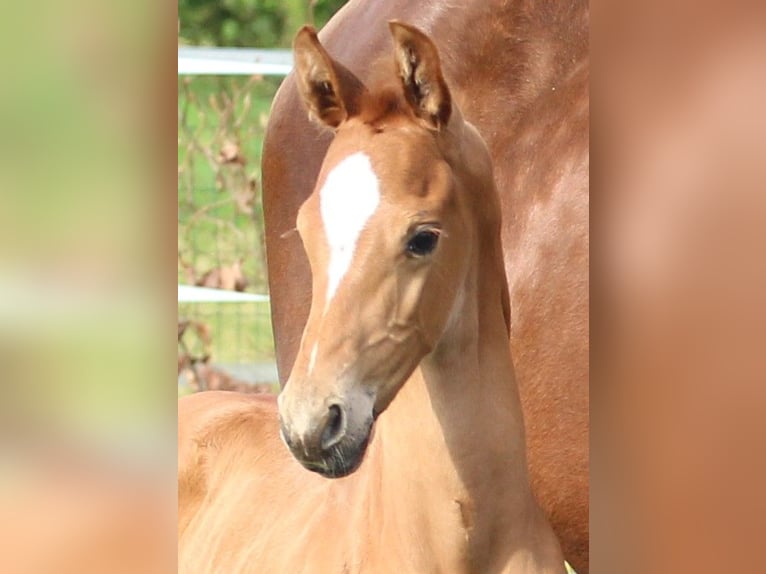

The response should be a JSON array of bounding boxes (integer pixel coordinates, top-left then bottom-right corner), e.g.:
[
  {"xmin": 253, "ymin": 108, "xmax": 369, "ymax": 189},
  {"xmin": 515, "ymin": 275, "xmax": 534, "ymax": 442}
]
[{"xmin": 179, "ymin": 0, "xmax": 348, "ymax": 47}]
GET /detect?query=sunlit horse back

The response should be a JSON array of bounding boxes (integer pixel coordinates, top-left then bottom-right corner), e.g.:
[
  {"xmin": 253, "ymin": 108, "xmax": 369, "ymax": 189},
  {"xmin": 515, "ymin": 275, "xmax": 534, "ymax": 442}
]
[{"xmin": 179, "ymin": 22, "xmax": 565, "ymax": 574}]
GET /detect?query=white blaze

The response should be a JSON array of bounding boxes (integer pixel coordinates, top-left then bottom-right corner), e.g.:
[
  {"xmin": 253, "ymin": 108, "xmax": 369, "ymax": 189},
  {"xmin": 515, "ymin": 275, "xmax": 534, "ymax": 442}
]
[
  {"xmin": 307, "ymin": 342, "xmax": 318, "ymax": 374},
  {"xmin": 319, "ymin": 152, "xmax": 380, "ymax": 306}
]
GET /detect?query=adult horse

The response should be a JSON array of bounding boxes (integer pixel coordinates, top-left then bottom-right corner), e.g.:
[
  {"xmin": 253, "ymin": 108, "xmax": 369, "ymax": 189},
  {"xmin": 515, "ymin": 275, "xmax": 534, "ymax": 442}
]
[
  {"xmin": 180, "ymin": 23, "xmax": 567, "ymax": 573},
  {"xmin": 262, "ymin": 1, "xmax": 589, "ymax": 572}
]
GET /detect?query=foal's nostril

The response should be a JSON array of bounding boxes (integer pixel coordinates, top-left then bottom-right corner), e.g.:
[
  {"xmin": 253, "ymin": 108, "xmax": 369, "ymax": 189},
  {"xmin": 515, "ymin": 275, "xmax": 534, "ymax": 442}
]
[{"xmin": 320, "ymin": 404, "xmax": 345, "ymax": 451}]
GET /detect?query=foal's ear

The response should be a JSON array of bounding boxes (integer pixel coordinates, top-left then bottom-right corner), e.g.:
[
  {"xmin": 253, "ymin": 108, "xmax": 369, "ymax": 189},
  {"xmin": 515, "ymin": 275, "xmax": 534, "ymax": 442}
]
[
  {"xmin": 388, "ymin": 21, "xmax": 451, "ymax": 130},
  {"xmin": 293, "ymin": 26, "xmax": 366, "ymax": 128}
]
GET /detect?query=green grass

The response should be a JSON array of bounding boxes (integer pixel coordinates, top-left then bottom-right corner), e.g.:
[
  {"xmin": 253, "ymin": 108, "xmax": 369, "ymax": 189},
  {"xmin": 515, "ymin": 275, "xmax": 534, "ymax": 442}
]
[
  {"xmin": 178, "ymin": 75, "xmax": 284, "ymax": 367},
  {"xmin": 178, "ymin": 75, "xmax": 281, "ymax": 285},
  {"xmin": 177, "ymin": 75, "xmax": 280, "ymax": 190}
]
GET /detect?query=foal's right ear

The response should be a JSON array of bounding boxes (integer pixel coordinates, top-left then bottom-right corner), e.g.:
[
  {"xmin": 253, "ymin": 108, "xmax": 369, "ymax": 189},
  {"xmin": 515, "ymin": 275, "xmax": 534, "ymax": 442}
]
[
  {"xmin": 388, "ymin": 21, "xmax": 451, "ymax": 130},
  {"xmin": 293, "ymin": 26, "xmax": 366, "ymax": 128}
]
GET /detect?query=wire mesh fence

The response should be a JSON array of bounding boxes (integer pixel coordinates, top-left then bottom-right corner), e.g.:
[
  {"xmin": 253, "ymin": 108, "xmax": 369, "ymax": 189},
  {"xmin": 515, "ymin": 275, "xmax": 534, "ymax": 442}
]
[{"xmin": 178, "ymin": 73, "xmax": 283, "ymax": 393}]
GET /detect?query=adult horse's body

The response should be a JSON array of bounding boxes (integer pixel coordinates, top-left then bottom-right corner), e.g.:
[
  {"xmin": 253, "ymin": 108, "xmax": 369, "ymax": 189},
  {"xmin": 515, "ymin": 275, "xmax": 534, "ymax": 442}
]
[
  {"xmin": 262, "ymin": 1, "xmax": 589, "ymax": 572},
  {"xmin": 180, "ymin": 23, "xmax": 566, "ymax": 573}
]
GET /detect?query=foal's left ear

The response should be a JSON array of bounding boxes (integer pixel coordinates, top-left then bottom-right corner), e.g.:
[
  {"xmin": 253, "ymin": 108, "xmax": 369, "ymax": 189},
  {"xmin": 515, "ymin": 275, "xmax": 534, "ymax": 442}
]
[
  {"xmin": 388, "ymin": 21, "xmax": 452, "ymax": 130},
  {"xmin": 293, "ymin": 26, "xmax": 366, "ymax": 128}
]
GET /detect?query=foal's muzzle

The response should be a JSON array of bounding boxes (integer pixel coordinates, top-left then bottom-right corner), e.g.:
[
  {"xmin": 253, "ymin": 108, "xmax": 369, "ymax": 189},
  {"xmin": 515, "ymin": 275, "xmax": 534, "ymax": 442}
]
[{"xmin": 278, "ymin": 401, "xmax": 373, "ymax": 478}]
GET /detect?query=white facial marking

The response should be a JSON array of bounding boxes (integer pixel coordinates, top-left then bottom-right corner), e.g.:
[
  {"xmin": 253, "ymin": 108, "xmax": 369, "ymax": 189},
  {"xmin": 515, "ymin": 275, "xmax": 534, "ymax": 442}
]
[
  {"xmin": 319, "ymin": 152, "xmax": 380, "ymax": 306},
  {"xmin": 308, "ymin": 342, "xmax": 318, "ymax": 374}
]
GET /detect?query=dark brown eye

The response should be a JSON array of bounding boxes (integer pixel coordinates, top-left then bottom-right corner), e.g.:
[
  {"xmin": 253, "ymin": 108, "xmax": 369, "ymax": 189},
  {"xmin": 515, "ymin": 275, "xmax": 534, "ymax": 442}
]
[{"xmin": 406, "ymin": 229, "xmax": 440, "ymax": 256}]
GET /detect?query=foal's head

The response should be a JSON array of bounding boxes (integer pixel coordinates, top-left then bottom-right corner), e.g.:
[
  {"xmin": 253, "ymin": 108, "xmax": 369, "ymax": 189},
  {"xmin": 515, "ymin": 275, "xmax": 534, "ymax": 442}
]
[{"xmin": 278, "ymin": 22, "xmax": 498, "ymax": 477}]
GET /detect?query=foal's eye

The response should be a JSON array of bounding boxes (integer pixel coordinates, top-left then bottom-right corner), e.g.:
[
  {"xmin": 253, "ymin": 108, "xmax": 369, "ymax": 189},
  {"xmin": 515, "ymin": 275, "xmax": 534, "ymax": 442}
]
[{"xmin": 406, "ymin": 229, "xmax": 440, "ymax": 257}]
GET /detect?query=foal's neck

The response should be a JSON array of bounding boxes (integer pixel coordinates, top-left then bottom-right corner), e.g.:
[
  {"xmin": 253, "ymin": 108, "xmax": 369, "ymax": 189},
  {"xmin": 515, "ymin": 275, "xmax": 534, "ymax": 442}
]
[{"xmin": 372, "ymin": 233, "xmax": 537, "ymax": 562}]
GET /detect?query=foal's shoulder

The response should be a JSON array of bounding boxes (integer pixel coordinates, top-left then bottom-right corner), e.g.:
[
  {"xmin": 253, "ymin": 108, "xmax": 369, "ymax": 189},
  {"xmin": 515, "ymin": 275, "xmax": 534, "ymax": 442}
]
[
  {"xmin": 178, "ymin": 391, "xmax": 278, "ymax": 469},
  {"xmin": 178, "ymin": 391, "xmax": 280, "ymax": 536},
  {"xmin": 180, "ymin": 389, "xmax": 277, "ymax": 438}
]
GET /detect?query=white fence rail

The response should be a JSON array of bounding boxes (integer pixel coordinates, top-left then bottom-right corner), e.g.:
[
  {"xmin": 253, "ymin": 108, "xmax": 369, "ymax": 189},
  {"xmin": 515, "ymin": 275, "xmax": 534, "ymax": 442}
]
[
  {"xmin": 178, "ymin": 47, "xmax": 293, "ymax": 76},
  {"xmin": 178, "ymin": 285, "xmax": 269, "ymax": 304}
]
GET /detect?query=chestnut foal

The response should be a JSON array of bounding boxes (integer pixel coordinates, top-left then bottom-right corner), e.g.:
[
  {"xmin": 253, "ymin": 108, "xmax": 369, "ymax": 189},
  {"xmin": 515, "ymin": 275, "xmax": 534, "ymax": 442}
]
[{"xmin": 178, "ymin": 23, "xmax": 564, "ymax": 573}]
